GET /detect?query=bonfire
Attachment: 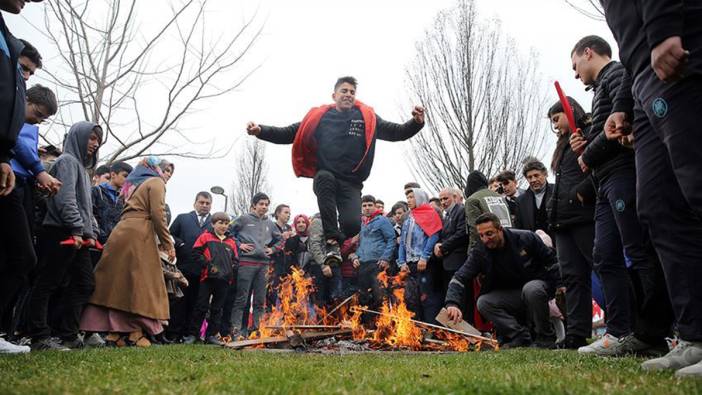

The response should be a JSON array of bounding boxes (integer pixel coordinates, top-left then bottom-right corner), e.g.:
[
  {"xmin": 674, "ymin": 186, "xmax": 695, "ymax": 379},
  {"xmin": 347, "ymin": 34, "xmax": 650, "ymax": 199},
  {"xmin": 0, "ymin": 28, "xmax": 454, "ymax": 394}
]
[{"xmin": 227, "ymin": 267, "xmax": 498, "ymax": 352}]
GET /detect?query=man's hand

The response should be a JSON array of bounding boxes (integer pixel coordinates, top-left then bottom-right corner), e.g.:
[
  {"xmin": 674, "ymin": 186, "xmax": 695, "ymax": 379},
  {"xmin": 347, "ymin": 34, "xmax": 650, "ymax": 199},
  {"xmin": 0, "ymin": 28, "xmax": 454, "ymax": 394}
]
[
  {"xmin": 604, "ymin": 112, "xmax": 632, "ymax": 140},
  {"xmin": 246, "ymin": 122, "xmax": 262, "ymax": 136},
  {"xmin": 569, "ymin": 132, "xmax": 587, "ymax": 154},
  {"xmin": 651, "ymin": 36, "xmax": 689, "ymax": 82},
  {"xmin": 167, "ymin": 246, "xmax": 176, "ymax": 262},
  {"xmin": 399, "ymin": 264, "xmax": 409, "ymax": 273},
  {"xmin": 433, "ymin": 243, "xmax": 443, "ymax": 258},
  {"xmin": 36, "ymin": 171, "xmax": 62, "ymax": 195},
  {"xmin": 446, "ymin": 305, "xmax": 463, "ymax": 324},
  {"xmin": 239, "ymin": 243, "xmax": 255, "ymax": 253},
  {"xmin": 377, "ymin": 260, "xmax": 389, "ymax": 270},
  {"xmin": 72, "ymin": 235, "xmax": 84, "ymax": 249},
  {"xmin": 417, "ymin": 259, "xmax": 427, "ymax": 272},
  {"xmin": 264, "ymin": 247, "xmax": 273, "ymax": 257},
  {"xmin": 282, "ymin": 230, "xmax": 292, "ymax": 240},
  {"xmin": 577, "ymin": 156, "xmax": 589, "ymax": 173},
  {"xmin": 0, "ymin": 163, "xmax": 16, "ymax": 196},
  {"xmin": 352, "ymin": 258, "xmax": 360, "ymax": 269},
  {"xmin": 86, "ymin": 238, "xmax": 96, "ymax": 248},
  {"xmin": 620, "ymin": 134, "xmax": 634, "ymax": 148},
  {"xmin": 322, "ymin": 264, "xmax": 332, "ymax": 278},
  {"xmin": 412, "ymin": 106, "xmax": 425, "ymax": 124}
]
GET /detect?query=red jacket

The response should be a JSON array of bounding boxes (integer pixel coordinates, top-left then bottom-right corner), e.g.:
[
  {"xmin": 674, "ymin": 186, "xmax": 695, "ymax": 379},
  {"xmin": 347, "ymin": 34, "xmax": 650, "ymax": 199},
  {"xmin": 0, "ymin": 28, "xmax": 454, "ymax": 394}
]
[
  {"xmin": 192, "ymin": 231, "xmax": 239, "ymax": 283},
  {"xmin": 291, "ymin": 101, "xmax": 377, "ymax": 178}
]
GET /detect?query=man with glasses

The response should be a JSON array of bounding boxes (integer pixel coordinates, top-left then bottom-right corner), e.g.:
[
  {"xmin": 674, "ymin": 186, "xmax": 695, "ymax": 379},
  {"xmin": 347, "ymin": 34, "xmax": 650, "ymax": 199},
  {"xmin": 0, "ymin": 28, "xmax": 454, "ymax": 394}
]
[{"xmin": 18, "ymin": 39, "xmax": 41, "ymax": 81}]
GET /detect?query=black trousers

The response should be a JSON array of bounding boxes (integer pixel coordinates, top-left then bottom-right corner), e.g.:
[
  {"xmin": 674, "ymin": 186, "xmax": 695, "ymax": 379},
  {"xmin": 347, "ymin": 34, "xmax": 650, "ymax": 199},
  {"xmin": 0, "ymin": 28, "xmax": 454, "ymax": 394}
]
[
  {"xmin": 632, "ymin": 71, "xmax": 702, "ymax": 341},
  {"xmin": 312, "ymin": 170, "xmax": 362, "ymax": 241},
  {"xmin": 0, "ymin": 181, "xmax": 37, "ymax": 324},
  {"xmin": 167, "ymin": 272, "xmax": 200, "ymax": 337},
  {"xmin": 358, "ymin": 263, "xmax": 383, "ymax": 309},
  {"xmin": 26, "ymin": 227, "xmax": 95, "ymax": 340},
  {"xmin": 555, "ymin": 224, "xmax": 595, "ymax": 339},
  {"xmin": 218, "ymin": 282, "xmax": 237, "ymax": 335},
  {"xmin": 188, "ymin": 278, "xmax": 229, "ymax": 338}
]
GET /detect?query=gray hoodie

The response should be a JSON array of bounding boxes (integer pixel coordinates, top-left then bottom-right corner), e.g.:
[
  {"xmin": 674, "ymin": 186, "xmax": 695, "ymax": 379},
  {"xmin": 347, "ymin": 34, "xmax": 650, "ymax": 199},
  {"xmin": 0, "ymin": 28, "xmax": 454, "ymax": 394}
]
[
  {"xmin": 230, "ymin": 212, "xmax": 281, "ymax": 263},
  {"xmin": 44, "ymin": 122, "xmax": 101, "ymax": 237}
]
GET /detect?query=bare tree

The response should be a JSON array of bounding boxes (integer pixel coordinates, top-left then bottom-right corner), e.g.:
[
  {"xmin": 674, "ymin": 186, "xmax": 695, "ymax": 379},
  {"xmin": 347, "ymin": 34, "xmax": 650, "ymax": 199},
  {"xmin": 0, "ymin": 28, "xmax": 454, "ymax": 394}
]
[
  {"xmin": 230, "ymin": 139, "xmax": 270, "ymax": 217},
  {"xmin": 564, "ymin": 0, "xmax": 605, "ymax": 20},
  {"xmin": 405, "ymin": 0, "xmax": 549, "ymax": 193},
  {"xmin": 30, "ymin": 0, "xmax": 263, "ymax": 163}
]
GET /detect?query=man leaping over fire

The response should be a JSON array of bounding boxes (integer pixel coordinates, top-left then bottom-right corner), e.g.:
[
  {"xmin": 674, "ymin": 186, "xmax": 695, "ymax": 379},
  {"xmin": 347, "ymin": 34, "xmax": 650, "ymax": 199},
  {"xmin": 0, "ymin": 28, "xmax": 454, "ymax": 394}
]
[{"xmin": 246, "ymin": 76, "xmax": 425, "ymax": 265}]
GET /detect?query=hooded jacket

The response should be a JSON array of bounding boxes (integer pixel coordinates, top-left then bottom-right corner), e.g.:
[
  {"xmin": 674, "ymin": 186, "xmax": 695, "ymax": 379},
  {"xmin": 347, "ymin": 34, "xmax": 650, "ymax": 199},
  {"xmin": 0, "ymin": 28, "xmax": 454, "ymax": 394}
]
[
  {"xmin": 0, "ymin": 15, "xmax": 26, "ymax": 164},
  {"xmin": 43, "ymin": 122, "xmax": 101, "ymax": 237},
  {"xmin": 230, "ymin": 212, "xmax": 280, "ymax": 264},
  {"xmin": 464, "ymin": 171, "xmax": 512, "ymax": 250}
]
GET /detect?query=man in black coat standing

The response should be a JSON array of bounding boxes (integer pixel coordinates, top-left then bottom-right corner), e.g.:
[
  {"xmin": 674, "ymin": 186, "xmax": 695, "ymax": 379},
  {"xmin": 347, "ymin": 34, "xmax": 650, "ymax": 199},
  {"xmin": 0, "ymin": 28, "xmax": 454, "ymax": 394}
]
[
  {"xmin": 445, "ymin": 213, "xmax": 559, "ymax": 349},
  {"xmin": 434, "ymin": 187, "xmax": 467, "ymax": 295},
  {"xmin": 516, "ymin": 160, "xmax": 554, "ymax": 237}
]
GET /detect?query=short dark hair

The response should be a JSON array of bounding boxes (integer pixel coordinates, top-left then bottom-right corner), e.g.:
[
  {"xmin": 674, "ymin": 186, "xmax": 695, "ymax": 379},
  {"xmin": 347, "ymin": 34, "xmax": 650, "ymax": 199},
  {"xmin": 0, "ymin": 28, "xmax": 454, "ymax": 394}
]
[
  {"xmin": 252, "ymin": 192, "xmax": 270, "ymax": 206},
  {"xmin": 361, "ymin": 195, "xmax": 376, "ymax": 204},
  {"xmin": 211, "ymin": 212, "xmax": 230, "ymax": 224},
  {"xmin": 496, "ymin": 170, "xmax": 516, "ymax": 183},
  {"xmin": 273, "ymin": 204, "xmax": 289, "ymax": 219},
  {"xmin": 95, "ymin": 165, "xmax": 110, "ymax": 176},
  {"xmin": 488, "ymin": 176, "xmax": 499, "ymax": 185},
  {"xmin": 334, "ymin": 76, "xmax": 357, "ymax": 90},
  {"xmin": 195, "ymin": 191, "xmax": 212, "ymax": 202},
  {"xmin": 522, "ymin": 160, "xmax": 547, "ymax": 177},
  {"xmin": 375, "ymin": 199, "xmax": 384, "ymax": 206},
  {"xmin": 391, "ymin": 201, "xmax": 408, "ymax": 215},
  {"xmin": 26, "ymin": 84, "xmax": 57, "ymax": 116},
  {"xmin": 110, "ymin": 161, "xmax": 133, "ymax": 175},
  {"xmin": 475, "ymin": 212, "xmax": 502, "ymax": 229},
  {"xmin": 429, "ymin": 197, "xmax": 440, "ymax": 204},
  {"xmin": 571, "ymin": 35, "xmax": 612, "ymax": 58},
  {"xmin": 403, "ymin": 182, "xmax": 421, "ymax": 192},
  {"xmin": 19, "ymin": 39, "xmax": 42, "ymax": 69}
]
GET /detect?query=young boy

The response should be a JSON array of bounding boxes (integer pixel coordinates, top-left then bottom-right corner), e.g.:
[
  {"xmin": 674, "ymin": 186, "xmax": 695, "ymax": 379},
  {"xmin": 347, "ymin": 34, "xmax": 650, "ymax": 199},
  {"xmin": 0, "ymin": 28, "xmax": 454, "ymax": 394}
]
[
  {"xmin": 26, "ymin": 121, "xmax": 102, "ymax": 351},
  {"xmin": 184, "ymin": 212, "xmax": 238, "ymax": 345},
  {"xmin": 398, "ymin": 188, "xmax": 443, "ymax": 324}
]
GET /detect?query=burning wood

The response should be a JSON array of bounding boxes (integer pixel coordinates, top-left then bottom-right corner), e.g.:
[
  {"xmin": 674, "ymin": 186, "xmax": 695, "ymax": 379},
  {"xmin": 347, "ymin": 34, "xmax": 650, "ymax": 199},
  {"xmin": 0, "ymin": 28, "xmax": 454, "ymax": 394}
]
[{"xmin": 227, "ymin": 267, "xmax": 498, "ymax": 352}]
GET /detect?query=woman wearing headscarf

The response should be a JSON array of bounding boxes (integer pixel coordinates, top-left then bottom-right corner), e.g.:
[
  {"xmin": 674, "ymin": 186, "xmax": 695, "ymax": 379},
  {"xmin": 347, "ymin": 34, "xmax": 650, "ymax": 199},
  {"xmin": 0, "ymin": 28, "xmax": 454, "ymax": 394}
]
[
  {"xmin": 80, "ymin": 156, "xmax": 174, "ymax": 347},
  {"xmin": 158, "ymin": 159, "xmax": 174, "ymax": 224}
]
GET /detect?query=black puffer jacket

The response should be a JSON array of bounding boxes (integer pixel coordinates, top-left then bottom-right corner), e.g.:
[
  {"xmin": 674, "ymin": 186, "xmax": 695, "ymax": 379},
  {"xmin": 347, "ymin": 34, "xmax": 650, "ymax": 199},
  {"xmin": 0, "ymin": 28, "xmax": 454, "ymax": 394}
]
[
  {"xmin": 548, "ymin": 142, "xmax": 595, "ymax": 231},
  {"xmin": 580, "ymin": 61, "xmax": 635, "ymax": 183}
]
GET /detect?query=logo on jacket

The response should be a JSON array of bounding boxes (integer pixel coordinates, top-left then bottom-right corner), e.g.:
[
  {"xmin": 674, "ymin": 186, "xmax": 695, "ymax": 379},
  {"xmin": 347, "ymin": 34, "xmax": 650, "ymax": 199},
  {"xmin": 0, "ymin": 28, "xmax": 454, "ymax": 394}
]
[
  {"xmin": 615, "ymin": 199, "xmax": 626, "ymax": 213},
  {"xmin": 652, "ymin": 98, "xmax": 668, "ymax": 118}
]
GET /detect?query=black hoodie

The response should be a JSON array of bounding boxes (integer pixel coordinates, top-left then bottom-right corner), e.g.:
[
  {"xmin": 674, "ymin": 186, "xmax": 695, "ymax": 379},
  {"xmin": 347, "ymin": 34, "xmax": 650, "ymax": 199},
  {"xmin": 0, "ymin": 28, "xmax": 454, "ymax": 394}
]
[{"xmin": 44, "ymin": 122, "xmax": 102, "ymax": 237}]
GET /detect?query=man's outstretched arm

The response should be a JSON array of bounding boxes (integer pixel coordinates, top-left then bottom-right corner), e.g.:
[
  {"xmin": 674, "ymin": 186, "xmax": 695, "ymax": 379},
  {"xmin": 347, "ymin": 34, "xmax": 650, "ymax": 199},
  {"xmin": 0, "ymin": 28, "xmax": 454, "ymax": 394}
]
[
  {"xmin": 376, "ymin": 106, "xmax": 425, "ymax": 142},
  {"xmin": 247, "ymin": 121, "xmax": 301, "ymax": 144}
]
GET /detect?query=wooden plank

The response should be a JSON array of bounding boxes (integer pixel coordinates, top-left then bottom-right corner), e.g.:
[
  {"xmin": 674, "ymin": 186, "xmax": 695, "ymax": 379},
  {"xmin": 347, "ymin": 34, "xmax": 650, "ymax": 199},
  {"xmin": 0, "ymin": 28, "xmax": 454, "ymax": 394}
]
[
  {"xmin": 225, "ymin": 329, "xmax": 353, "ymax": 350},
  {"xmin": 435, "ymin": 308, "xmax": 482, "ymax": 336}
]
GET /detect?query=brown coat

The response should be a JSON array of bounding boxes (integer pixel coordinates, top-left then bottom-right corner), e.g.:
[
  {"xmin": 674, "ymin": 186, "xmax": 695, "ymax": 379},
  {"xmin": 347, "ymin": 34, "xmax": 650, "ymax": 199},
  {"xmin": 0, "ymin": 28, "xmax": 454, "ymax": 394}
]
[{"xmin": 89, "ymin": 177, "xmax": 173, "ymax": 320}]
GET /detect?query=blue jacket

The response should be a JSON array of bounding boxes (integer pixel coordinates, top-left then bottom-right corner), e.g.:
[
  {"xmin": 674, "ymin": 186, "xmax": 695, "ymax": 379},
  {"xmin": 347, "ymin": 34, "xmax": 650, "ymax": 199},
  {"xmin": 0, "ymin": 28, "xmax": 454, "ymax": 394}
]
[
  {"xmin": 170, "ymin": 211, "xmax": 213, "ymax": 276},
  {"xmin": 356, "ymin": 213, "xmax": 396, "ymax": 263},
  {"xmin": 398, "ymin": 214, "xmax": 439, "ymax": 265},
  {"xmin": 10, "ymin": 124, "xmax": 44, "ymax": 180}
]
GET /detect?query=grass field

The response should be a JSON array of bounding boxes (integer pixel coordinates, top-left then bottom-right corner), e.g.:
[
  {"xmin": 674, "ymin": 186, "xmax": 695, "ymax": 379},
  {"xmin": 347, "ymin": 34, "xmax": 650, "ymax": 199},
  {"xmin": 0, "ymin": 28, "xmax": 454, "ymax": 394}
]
[{"xmin": 1, "ymin": 345, "xmax": 700, "ymax": 394}]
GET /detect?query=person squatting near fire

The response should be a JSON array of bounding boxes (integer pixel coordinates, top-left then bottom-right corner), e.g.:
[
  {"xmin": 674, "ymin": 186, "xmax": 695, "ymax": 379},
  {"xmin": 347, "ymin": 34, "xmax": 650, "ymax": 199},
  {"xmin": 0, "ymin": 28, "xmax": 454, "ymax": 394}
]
[{"xmin": 245, "ymin": 76, "xmax": 425, "ymax": 268}]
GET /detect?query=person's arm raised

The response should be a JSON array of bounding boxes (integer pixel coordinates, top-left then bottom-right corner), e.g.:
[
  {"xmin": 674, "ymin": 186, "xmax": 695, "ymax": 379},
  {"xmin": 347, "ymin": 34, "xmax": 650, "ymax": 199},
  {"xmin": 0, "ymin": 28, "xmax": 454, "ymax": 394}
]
[
  {"xmin": 376, "ymin": 106, "xmax": 425, "ymax": 142},
  {"xmin": 247, "ymin": 121, "xmax": 300, "ymax": 144}
]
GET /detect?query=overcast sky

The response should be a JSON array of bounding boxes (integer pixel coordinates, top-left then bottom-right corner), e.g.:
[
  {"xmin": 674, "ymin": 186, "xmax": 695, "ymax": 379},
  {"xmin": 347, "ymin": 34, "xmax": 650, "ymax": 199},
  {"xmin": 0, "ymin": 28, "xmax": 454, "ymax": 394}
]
[{"xmin": 5, "ymin": 0, "xmax": 615, "ymax": 221}]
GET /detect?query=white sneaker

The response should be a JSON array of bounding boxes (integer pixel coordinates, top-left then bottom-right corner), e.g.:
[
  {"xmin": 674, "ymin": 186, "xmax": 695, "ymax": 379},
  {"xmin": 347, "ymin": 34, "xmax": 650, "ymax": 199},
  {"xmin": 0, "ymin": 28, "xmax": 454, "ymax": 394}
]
[
  {"xmin": 578, "ymin": 333, "xmax": 652, "ymax": 357},
  {"xmin": 642, "ymin": 340, "xmax": 702, "ymax": 372},
  {"xmin": 0, "ymin": 337, "xmax": 30, "ymax": 354}
]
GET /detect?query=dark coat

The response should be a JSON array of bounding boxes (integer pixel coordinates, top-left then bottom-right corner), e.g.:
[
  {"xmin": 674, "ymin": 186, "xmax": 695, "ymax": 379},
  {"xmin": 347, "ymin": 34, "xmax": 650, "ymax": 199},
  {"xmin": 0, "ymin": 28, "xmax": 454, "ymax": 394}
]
[
  {"xmin": 445, "ymin": 228, "xmax": 559, "ymax": 309},
  {"xmin": 169, "ymin": 211, "xmax": 213, "ymax": 276},
  {"xmin": 515, "ymin": 184, "xmax": 554, "ymax": 233},
  {"xmin": 549, "ymin": 144, "xmax": 595, "ymax": 230},
  {"xmin": 91, "ymin": 183, "xmax": 124, "ymax": 244},
  {"xmin": 0, "ymin": 15, "xmax": 26, "ymax": 164},
  {"xmin": 438, "ymin": 203, "xmax": 468, "ymax": 271}
]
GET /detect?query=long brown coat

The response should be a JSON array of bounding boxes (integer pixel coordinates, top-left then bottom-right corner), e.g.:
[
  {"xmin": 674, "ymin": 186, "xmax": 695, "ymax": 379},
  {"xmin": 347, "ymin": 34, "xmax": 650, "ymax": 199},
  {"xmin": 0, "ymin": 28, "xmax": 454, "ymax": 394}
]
[{"xmin": 89, "ymin": 177, "xmax": 173, "ymax": 320}]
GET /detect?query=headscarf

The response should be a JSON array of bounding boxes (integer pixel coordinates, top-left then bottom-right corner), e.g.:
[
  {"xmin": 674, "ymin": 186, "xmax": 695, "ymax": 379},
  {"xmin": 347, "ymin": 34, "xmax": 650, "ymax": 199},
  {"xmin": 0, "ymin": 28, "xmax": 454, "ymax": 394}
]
[
  {"xmin": 121, "ymin": 155, "xmax": 164, "ymax": 201},
  {"xmin": 293, "ymin": 214, "xmax": 310, "ymax": 237},
  {"xmin": 409, "ymin": 188, "xmax": 442, "ymax": 236}
]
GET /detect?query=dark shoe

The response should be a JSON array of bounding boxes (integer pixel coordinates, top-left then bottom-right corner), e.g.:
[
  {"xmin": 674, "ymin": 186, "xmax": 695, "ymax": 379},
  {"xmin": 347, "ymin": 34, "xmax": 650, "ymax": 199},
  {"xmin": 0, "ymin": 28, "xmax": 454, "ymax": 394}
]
[
  {"xmin": 205, "ymin": 335, "xmax": 225, "ymax": 346},
  {"xmin": 501, "ymin": 337, "xmax": 532, "ymax": 349},
  {"xmin": 31, "ymin": 337, "xmax": 70, "ymax": 352},
  {"xmin": 531, "ymin": 337, "xmax": 556, "ymax": 350},
  {"xmin": 556, "ymin": 335, "xmax": 588, "ymax": 350},
  {"xmin": 61, "ymin": 336, "xmax": 85, "ymax": 350},
  {"xmin": 182, "ymin": 335, "xmax": 199, "ymax": 345}
]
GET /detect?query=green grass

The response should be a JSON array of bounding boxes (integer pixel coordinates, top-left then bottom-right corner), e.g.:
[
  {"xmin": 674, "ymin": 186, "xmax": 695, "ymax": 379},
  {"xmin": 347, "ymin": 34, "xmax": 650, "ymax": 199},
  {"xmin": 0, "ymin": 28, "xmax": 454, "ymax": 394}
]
[{"xmin": 1, "ymin": 346, "xmax": 700, "ymax": 394}]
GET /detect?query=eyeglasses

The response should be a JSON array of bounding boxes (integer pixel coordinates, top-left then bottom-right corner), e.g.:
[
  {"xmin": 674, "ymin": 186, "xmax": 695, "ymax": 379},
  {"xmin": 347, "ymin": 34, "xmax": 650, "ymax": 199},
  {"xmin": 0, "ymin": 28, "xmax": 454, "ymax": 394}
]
[{"xmin": 20, "ymin": 63, "xmax": 35, "ymax": 77}]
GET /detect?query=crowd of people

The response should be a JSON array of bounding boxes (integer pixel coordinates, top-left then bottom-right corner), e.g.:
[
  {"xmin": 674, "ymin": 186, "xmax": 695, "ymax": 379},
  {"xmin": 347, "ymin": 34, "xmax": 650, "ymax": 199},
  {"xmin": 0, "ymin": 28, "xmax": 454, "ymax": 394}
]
[{"xmin": 1, "ymin": 0, "xmax": 701, "ymax": 380}]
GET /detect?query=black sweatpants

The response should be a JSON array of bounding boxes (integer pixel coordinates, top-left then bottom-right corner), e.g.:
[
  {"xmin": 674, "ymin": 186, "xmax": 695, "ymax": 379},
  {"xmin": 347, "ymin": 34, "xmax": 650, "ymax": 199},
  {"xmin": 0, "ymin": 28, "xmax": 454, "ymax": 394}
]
[
  {"xmin": 0, "ymin": 181, "xmax": 37, "ymax": 324},
  {"xmin": 188, "ymin": 278, "xmax": 229, "ymax": 338},
  {"xmin": 358, "ymin": 263, "xmax": 383, "ymax": 309},
  {"xmin": 26, "ymin": 227, "xmax": 95, "ymax": 340},
  {"xmin": 555, "ymin": 223, "xmax": 595, "ymax": 339},
  {"xmin": 632, "ymin": 71, "xmax": 702, "ymax": 341},
  {"xmin": 167, "ymin": 271, "xmax": 200, "ymax": 338},
  {"xmin": 312, "ymin": 170, "xmax": 362, "ymax": 241}
]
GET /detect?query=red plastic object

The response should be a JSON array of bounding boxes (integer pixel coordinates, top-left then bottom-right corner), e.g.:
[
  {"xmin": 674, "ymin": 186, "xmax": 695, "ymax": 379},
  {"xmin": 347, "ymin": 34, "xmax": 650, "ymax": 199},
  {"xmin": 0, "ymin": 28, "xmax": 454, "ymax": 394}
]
[{"xmin": 59, "ymin": 238, "xmax": 104, "ymax": 250}]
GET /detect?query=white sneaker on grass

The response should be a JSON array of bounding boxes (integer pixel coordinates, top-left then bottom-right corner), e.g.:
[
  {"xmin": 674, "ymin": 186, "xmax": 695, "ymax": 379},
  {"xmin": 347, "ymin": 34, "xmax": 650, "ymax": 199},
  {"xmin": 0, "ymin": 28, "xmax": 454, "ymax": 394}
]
[
  {"xmin": 578, "ymin": 333, "xmax": 653, "ymax": 357},
  {"xmin": 642, "ymin": 340, "xmax": 702, "ymax": 372},
  {"xmin": 0, "ymin": 337, "xmax": 30, "ymax": 354}
]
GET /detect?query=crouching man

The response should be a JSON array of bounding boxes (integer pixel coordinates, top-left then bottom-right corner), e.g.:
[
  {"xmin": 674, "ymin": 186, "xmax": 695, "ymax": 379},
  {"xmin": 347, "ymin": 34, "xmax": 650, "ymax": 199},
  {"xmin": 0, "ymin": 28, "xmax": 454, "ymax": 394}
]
[{"xmin": 445, "ymin": 213, "xmax": 559, "ymax": 349}]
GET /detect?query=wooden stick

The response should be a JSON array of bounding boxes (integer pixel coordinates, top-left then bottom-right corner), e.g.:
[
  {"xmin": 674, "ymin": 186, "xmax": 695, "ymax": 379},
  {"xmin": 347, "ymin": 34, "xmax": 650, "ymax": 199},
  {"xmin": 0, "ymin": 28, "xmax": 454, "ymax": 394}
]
[
  {"xmin": 225, "ymin": 329, "xmax": 353, "ymax": 350},
  {"xmin": 352, "ymin": 306, "xmax": 496, "ymax": 345},
  {"xmin": 325, "ymin": 294, "xmax": 356, "ymax": 317}
]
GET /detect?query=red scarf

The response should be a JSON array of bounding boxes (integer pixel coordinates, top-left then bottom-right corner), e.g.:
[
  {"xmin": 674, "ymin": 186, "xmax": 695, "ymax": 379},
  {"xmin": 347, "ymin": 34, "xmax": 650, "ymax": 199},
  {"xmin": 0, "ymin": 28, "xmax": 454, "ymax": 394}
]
[
  {"xmin": 362, "ymin": 209, "xmax": 384, "ymax": 225},
  {"xmin": 291, "ymin": 101, "xmax": 377, "ymax": 178},
  {"xmin": 411, "ymin": 204, "xmax": 442, "ymax": 236}
]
